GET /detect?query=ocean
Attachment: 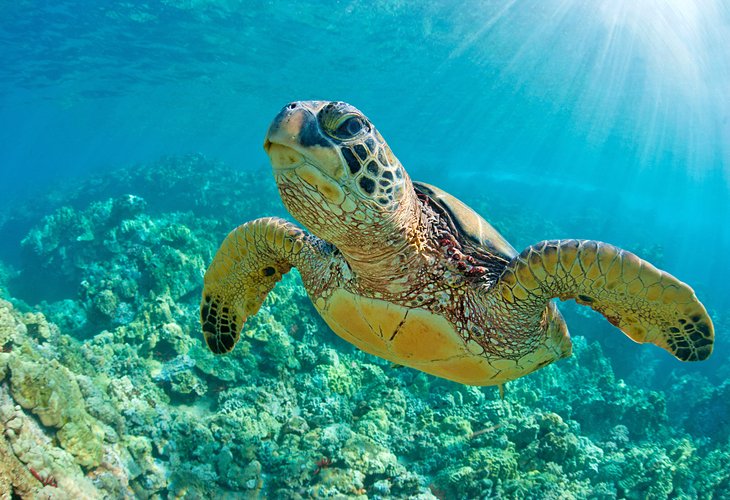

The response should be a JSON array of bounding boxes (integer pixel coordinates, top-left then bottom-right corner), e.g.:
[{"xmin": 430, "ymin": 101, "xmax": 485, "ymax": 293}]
[{"xmin": 0, "ymin": 1, "xmax": 728, "ymax": 498}]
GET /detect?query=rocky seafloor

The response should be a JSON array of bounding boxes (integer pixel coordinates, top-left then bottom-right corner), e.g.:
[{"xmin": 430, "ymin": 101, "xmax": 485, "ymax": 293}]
[{"xmin": 0, "ymin": 155, "xmax": 727, "ymax": 499}]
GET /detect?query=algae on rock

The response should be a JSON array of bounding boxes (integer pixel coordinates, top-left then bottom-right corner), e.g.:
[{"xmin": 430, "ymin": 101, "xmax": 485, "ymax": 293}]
[{"xmin": 8, "ymin": 356, "xmax": 105, "ymax": 468}]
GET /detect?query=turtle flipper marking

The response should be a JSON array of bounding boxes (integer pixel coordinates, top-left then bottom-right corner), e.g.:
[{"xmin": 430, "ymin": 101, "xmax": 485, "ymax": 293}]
[
  {"xmin": 496, "ymin": 239, "xmax": 714, "ymax": 361},
  {"xmin": 201, "ymin": 217, "xmax": 317, "ymax": 354}
]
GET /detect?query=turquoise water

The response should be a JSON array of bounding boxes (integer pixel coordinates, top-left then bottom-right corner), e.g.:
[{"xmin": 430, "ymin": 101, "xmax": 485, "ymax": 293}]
[{"xmin": 0, "ymin": 1, "xmax": 728, "ymax": 497}]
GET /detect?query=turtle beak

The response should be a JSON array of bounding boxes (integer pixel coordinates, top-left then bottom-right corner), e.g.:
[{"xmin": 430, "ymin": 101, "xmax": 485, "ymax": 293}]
[
  {"xmin": 264, "ymin": 103, "xmax": 312, "ymax": 171},
  {"xmin": 263, "ymin": 101, "xmax": 341, "ymax": 175},
  {"xmin": 264, "ymin": 101, "xmax": 328, "ymax": 148},
  {"xmin": 265, "ymin": 103, "xmax": 304, "ymax": 147}
]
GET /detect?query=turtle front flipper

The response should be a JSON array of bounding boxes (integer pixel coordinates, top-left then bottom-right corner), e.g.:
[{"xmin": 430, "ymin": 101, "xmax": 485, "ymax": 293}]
[
  {"xmin": 494, "ymin": 239, "xmax": 714, "ymax": 361},
  {"xmin": 201, "ymin": 217, "xmax": 324, "ymax": 354}
]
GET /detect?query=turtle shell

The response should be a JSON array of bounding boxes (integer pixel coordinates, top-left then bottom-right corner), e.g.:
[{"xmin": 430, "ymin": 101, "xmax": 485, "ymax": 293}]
[
  {"xmin": 312, "ymin": 288, "xmax": 560, "ymax": 385},
  {"xmin": 413, "ymin": 182, "xmax": 517, "ymax": 261},
  {"xmin": 303, "ymin": 181, "xmax": 566, "ymax": 386}
]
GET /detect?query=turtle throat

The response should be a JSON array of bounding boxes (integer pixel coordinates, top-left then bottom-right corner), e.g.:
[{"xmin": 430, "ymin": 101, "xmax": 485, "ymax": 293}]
[{"xmin": 336, "ymin": 184, "xmax": 432, "ymax": 294}]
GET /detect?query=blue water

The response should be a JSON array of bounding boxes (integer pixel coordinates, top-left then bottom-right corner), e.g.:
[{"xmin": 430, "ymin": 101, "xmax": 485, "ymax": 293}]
[
  {"xmin": 3, "ymin": 0, "xmax": 728, "ymax": 349},
  {"xmin": 1, "ymin": 1, "xmax": 729, "ymax": 497}
]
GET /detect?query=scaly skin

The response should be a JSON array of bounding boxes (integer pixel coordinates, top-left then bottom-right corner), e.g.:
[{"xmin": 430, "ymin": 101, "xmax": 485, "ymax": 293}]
[
  {"xmin": 491, "ymin": 240, "xmax": 713, "ymax": 361},
  {"xmin": 201, "ymin": 100, "xmax": 714, "ymax": 385},
  {"xmin": 201, "ymin": 217, "xmax": 332, "ymax": 353}
]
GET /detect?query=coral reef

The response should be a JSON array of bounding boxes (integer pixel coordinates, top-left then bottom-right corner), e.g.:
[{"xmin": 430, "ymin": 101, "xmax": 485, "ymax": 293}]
[{"xmin": 0, "ymin": 155, "xmax": 727, "ymax": 498}]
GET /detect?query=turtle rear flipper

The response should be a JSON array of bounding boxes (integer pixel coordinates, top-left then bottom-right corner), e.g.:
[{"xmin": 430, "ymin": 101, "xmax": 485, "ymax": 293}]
[
  {"xmin": 201, "ymin": 217, "xmax": 321, "ymax": 354},
  {"xmin": 495, "ymin": 239, "xmax": 714, "ymax": 361}
]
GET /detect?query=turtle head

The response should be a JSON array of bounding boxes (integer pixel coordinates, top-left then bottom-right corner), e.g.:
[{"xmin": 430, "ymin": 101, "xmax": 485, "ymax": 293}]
[{"xmin": 263, "ymin": 100, "xmax": 416, "ymax": 253}]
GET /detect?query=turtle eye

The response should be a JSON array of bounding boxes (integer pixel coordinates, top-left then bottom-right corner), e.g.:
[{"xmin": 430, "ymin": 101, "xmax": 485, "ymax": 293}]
[
  {"xmin": 339, "ymin": 117, "xmax": 363, "ymax": 136},
  {"xmin": 331, "ymin": 115, "xmax": 368, "ymax": 140}
]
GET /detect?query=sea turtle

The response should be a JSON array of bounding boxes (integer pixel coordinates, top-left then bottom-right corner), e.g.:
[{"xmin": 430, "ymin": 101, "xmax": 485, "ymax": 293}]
[{"xmin": 200, "ymin": 100, "xmax": 714, "ymax": 386}]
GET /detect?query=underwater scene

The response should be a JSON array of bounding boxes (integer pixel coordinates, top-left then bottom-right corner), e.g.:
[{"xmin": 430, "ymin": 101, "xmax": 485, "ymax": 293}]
[{"xmin": 1, "ymin": 1, "xmax": 729, "ymax": 498}]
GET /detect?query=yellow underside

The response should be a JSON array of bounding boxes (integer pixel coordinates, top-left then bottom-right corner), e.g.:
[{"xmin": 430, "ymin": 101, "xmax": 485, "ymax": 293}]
[{"xmin": 317, "ymin": 289, "xmax": 560, "ymax": 386}]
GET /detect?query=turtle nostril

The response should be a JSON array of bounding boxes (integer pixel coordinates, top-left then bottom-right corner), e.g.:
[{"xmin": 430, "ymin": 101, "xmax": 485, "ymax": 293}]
[{"xmin": 287, "ymin": 102, "xmax": 298, "ymax": 110}]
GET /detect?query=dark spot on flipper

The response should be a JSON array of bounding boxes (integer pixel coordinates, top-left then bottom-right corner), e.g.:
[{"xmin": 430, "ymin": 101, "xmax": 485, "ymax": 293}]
[
  {"xmin": 678, "ymin": 318, "xmax": 687, "ymax": 324},
  {"xmin": 220, "ymin": 334, "xmax": 235, "ymax": 352},
  {"xmin": 262, "ymin": 266, "xmax": 276, "ymax": 277},
  {"xmin": 693, "ymin": 337, "xmax": 712, "ymax": 348},
  {"xmin": 577, "ymin": 294, "xmax": 594, "ymax": 303},
  {"xmin": 230, "ymin": 316, "xmax": 239, "ymax": 336},
  {"xmin": 691, "ymin": 314, "xmax": 702, "ymax": 322},
  {"xmin": 696, "ymin": 322, "xmax": 711, "ymax": 336},
  {"xmin": 201, "ymin": 294, "xmax": 241, "ymax": 354},
  {"xmin": 204, "ymin": 331, "xmax": 224, "ymax": 354},
  {"xmin": 675, "ymin": 332, "xmax": 712, "ymax": 361},
  {"xmin": 366, "ymin": 161, "xmax": 379, "ymax": 176},
  {"xmin": 365, "ymin": 138, "xmax": 375, "ymax": 152},
  {"xmin": 669, "ymin": 327, "xmax": 680, "ymax": 333},
  {"xmin": 675, "ymin": 347, "xmax": 692, "ymax": 361},
  {"xmin": 689, "ymin": 331, "xmax": 703, "ymax": 342},
  {"xmin": 695, "ymin": 345, "xmax": 712, "ymax": 361}
]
